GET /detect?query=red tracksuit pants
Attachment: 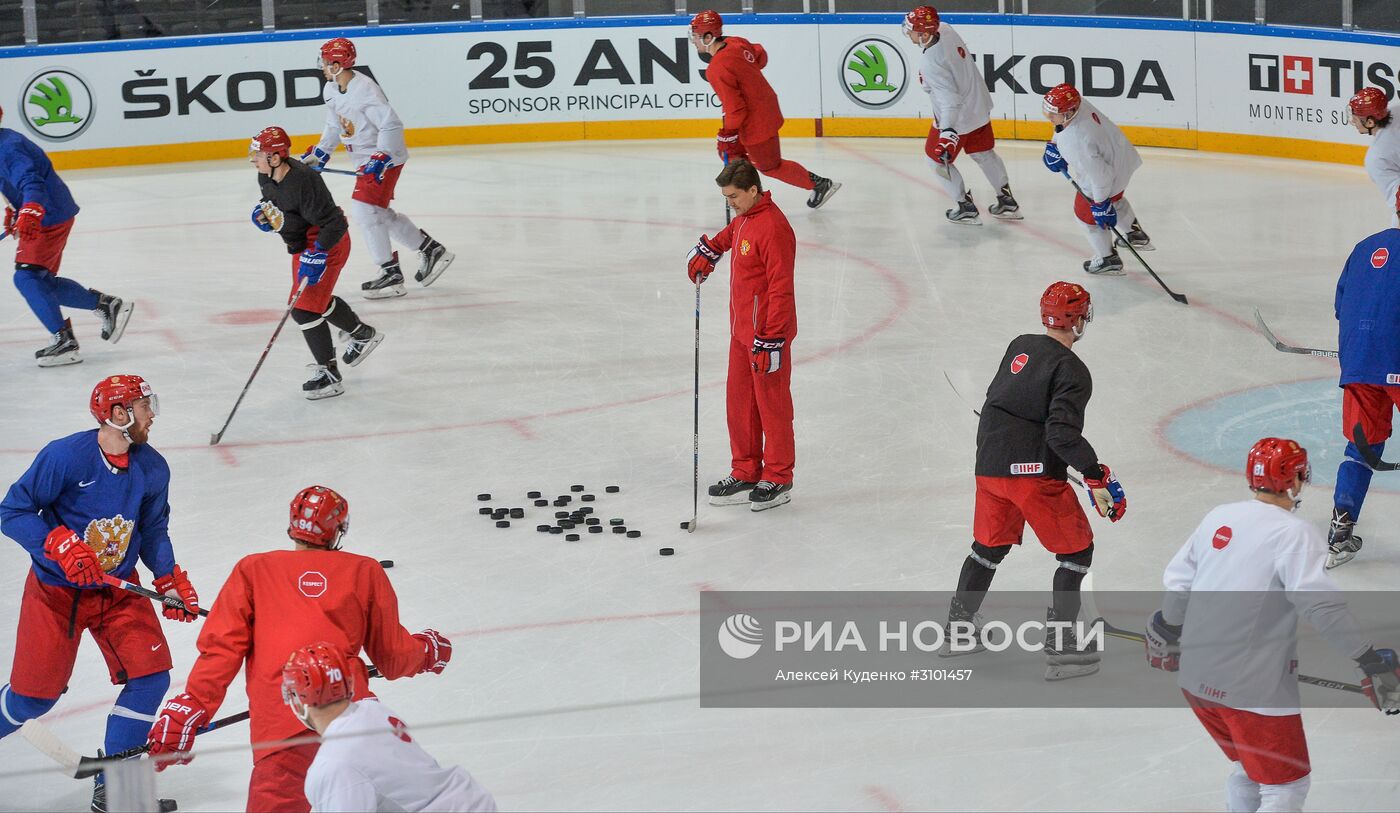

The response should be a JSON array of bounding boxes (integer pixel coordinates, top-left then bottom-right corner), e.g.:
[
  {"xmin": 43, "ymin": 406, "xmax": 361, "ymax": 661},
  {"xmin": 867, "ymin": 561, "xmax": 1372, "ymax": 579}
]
[{"xmin": 727, "ymin": 335, "xmax": 794, "ymax": 484}]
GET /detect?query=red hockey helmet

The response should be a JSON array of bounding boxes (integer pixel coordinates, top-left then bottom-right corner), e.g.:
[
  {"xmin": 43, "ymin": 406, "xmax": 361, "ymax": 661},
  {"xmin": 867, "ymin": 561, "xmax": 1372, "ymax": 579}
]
[
  {"xmin": 288, "ymin": 485, "xmax": 349, "ymax": 549},
  {"xmin": 690, "ymin": 10, "xmax": 723, "ymax": 37},
  {"xmin": 90, "ymin": 375, "xmax": 157, "ymax": 426},
  {"xmin": 1246, "ymin": 437, "xmax": 1310, "ymax": 494},
  {"xmin": 903, "ymin": 6, "xmax": 940, "ymax": 36},
  {"xmin": 1349, "ymin": 87, "xmax": 1389, "ymax": 122},
  {"xmin": 1040, "ymin": 281, "xmax": 1092, "ymax": 330},
  {"xmin": 250, "ymin": 126, "xmax": 291, "ymax": 158},
  {"xmin": 282, "ymin": 642, "xmax": 356, "ymax": 709},
  {"xmin": 319, "ymin": 37, "xmax": 357, "ymax": 70},
  {"xmin": 1043, "ymin": 83, "xmax": 1082, "ymax": 119}
]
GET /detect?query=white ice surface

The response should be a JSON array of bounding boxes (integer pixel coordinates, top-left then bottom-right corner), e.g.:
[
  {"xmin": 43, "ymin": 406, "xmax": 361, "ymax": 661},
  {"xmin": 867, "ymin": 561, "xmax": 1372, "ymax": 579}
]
[{"xmin": 1, "ymin": 138, "xmax": 1398, "ymax": 811}]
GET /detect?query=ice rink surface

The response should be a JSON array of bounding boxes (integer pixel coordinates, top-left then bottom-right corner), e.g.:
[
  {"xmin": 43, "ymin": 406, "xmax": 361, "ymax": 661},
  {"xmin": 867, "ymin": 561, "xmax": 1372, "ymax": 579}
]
[{"xmin": 1, "ymin": 137, "xmax": 1398, "ymax": 811}]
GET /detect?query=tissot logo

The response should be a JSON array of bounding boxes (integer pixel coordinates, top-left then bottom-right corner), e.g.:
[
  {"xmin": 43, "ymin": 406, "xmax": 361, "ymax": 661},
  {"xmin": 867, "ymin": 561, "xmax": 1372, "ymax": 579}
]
[{"xmin": 1248, "ymin": 53, "xmax": 1400, "ymax": 99}]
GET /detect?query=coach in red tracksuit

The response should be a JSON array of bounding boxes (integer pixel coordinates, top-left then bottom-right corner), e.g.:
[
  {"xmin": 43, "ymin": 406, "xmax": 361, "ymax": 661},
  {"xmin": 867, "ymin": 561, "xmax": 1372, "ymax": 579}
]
[
  {"xmin": 687, "ymin": 160, "xmax": 798, "ymax": 511},
  {"xmin": 689, "ymin": 10, "xmax": 841, "ymax": 210}
]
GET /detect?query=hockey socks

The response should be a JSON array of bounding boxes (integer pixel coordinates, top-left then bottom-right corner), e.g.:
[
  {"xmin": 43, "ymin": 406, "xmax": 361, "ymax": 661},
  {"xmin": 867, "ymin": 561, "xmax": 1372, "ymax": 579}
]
[
  {"xmin": 953, "ymin": 541, "xmax": 1008, "ymax": 616},
  {"xmin": 1051, "ymin": 545, "xmax": 1094, "ymax": 623},
  {"xmin": 0, "ymin": 683, "xmax": 58, "ymax": 739},
  {"xmin": 1334, "ymin": 440, "xmax": 1378, "ymax": 520},
  {"xmin": 294, "ymin": 297, "xmax": 362, "ymax": 366},
  {"xmin": 102, "ymin": 671, "xmax": 169, "ymax": 770}
]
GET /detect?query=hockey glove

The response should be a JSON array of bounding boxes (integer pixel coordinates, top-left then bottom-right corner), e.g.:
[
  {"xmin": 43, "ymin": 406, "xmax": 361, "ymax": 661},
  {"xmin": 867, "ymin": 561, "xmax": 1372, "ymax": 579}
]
[
  {"xmin": 1090, "ymin": 199, "xmax": 1118, "ymax": 229},
  {"xmin": 752, "ymin": 336, "xmax": 785, "ymax": 375},
  {"xmin": 147, "ymin": 692, "xmax": 208, "ymax": 771},
  {"xmin": 1357, "ymin": 647, "xmax": 1400, "ymax": 715},
  {"xmin": 717, "ymin": 129, "xmax": 745, "ymax": 163},
  {"xmin": 931, "ymin": 129, "xmax": 960, "ymax": 163},
  {"xmin": 43, "ymin": 526, "xmax": 102, "ymax": 587},
  {"xmin": 300, "ymin": 145, "xmax": 332, "ymax": 171},
  {"xmin": 1042, "ymin": 142, "xmax": 1068, "ymax": 174},
  {"xmin": 1083, "ymin": 464, "xmax": 1127, "ymax": 522},
  {"xmin": 298, "ymin": 247, "xmax": 329, "ymax": 284},
  {"xmin": 415, "ymin": 629, "xmax": 452, "ymax": 675},
  {"xmin": 1145, "ymin": 610, "xmax": 1182, "ymax": 672},
  {"xmin": 361, "ymin": 151, "xmax": 393, "ymax": 183},
  {"xmin": 15, "ymin": 201, "xmax": 44, "ymax": 240},
  {"xmin": 3, "ymin": 206, "xmax": 13, "ymax": 236},
  {"xmin": 688, "ymin": 235, "xmax": 722, "ymax": 284},
  {"xmin": 153, "ymin": 565, "xmax": 200, "ymax": 622},
  {"xmin": 251, "ymin": 204, "xmax": 276, "ymax": 233}
]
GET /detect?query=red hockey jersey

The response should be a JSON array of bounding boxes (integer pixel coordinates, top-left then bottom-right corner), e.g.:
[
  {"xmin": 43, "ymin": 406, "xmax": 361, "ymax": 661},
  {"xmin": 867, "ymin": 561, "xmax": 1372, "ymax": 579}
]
[
  {"xmin": 709, "ymin": 191, "xmax": 797, "ymax": 341},
  {"xmin": 705, "ymin": 37, "xmax": 785, "ymax": 145}
]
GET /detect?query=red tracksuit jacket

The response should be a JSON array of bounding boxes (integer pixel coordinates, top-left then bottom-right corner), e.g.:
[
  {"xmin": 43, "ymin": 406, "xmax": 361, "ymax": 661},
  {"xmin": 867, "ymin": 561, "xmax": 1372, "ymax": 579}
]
[
  {"xmin": 705, "ymin": 37, "xmax": 785, "ymax": 145},
  {"xmin": 710, "ymin": 191, "xmax": 796, "ymax": 342}
]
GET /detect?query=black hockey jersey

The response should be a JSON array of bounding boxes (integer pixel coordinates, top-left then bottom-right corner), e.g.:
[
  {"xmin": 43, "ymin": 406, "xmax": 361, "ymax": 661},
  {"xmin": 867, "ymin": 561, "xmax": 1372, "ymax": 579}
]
[{"xmin": 256, "ymin": 159, "xmax": 348, "ymax": 255}]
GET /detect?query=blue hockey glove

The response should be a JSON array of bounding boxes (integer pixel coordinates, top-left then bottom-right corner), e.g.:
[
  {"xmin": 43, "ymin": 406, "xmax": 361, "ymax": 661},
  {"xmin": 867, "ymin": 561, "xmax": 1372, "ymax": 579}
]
[
  {"xmin": 361, "ymin": 152, "xmax": 393, "ymax": 183},
  {"xmin": 300, "ymin": 145, "xmax": 332, "ymax": 171},
  {"xmin": 298, "ymin": 247, "xmax": 329, "ymax": 284},
  {"xmin": 1042, "ymin": 142, "xmax": 1068, "ymax": 173},
  {"xmin": 251, "ymin": 204, "xmax": 275, "ymax": 232}
]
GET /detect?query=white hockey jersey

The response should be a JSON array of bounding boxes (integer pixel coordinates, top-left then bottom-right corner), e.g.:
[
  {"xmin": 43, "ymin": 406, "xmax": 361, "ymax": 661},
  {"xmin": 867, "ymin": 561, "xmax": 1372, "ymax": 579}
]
[
  {"xmin": 1364, "ymin": 121, "xmax": 1400, "ymax": 227},
  {"xmin": 1161, "ymin": 499, "xmax": 1371, "ymax": 714},
  {"xmin": 916, "ymin": 23, "xmax": 992, "ymax": 136},
  {"xmin": 1050, "ymin": 100, "xmax": 1141, "ymax": 202},
  {"xmin": 314, "ymin": 72, "xmax": 409, "ymax": 166},
  {"xmin": 305, "ymin": 699, "xmax": 497, "ymax": 813}
]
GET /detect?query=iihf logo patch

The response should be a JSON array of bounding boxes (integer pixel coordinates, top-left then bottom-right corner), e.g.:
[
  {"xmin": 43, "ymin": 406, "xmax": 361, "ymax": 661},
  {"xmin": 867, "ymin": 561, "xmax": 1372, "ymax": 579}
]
[
  {"xmin": 1009, "ymin": 462, "xmax": 1043, "ymax": 475},
  {"xmin": 1372, "ymin": 247, "xmax": 1389, "ymax": 268},
  {"xmin": 1010, "ymin": 353, "xmax": 1029, "ymax": 374},
  {"xmin": 1212, "ymin": 525, "xmax": 1232, "ymax": 550}
]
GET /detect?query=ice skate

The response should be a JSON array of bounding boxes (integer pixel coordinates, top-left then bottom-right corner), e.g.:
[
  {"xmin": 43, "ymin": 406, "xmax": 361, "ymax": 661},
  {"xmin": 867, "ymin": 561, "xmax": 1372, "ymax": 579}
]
[
  {"xmin": 807, "ymin": 175, "xmax": 841, "ymax": 210},
  {"xmin": 987, "ymin": 185, "xmax": 1023, "ymax": 221},
  {"xmin": 1326, "ymin": 509, "xmax": 1363, "ymax": 569},
  {"xmin": 415, "ymin": 235, "xmax": 455, "ymax": 287},
  {"xmin": 749, "ymin": 480, "xmax": 792, "ymax": 511},
  {"xmin": 92, "ymin": 291, "xmax": 133, "ymax": 343},
  {"xmin": 340, "ymin": 323, "xmax": 384, "ymax": 368},
  {"xmin": 937, "ymin": 596, "xmax": 988, "ymax": 657},
  {"xmin": 946, "ymin": 193, "xmax": 982, "ymax": 226},
  {"xmin": 303, "ymin": 363, "xmax": 345, "ymax": 400},
  {"xmin": 92, "ymin": 763, "xmax": 178, "ymax": 813},
  {"xmin": 1083, "ymin": 252, "xmax": 1125, "ymax": 276},
  {"xmin": 362, "ymin": 254, "xmax": 407, "ymax": 300},
  {"xmin": 35, "ymin": 319, "xmax": 81, "ymax": 367},
  {"xmin": 708, "ymin": 475, "xmax": 757, "ymax": 506},
  {"xmin": 1044, "ymin": 607, "xmax": 1100, "ymax": 681},
  {"xmin": 1114, "ymin": 220, "xmax": 1154, "ymax": 251}
]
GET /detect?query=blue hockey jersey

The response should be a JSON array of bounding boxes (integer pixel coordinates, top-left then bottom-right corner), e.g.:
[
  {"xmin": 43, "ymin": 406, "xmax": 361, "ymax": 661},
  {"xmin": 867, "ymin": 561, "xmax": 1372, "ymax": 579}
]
[
  {"xmin": 0, "ymin": 127, "xmax": 80, "ymax": 225},
  {"xmin": 0, "ymin": 430, "xmax": 175, "ymax": 588},
  {"xmin": 1336, "ymin": 228, "xmax": 1400, "ymax": 387}
]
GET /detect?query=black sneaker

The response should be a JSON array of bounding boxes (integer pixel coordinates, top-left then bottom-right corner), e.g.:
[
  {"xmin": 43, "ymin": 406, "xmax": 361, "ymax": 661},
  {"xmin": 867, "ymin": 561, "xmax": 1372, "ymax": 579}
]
[
  {"xmin": 92, "ymin": 767, "xmax": 178, "ymax": 813},
  {"xmin": 987, "ymin": 185, "xmax": 1022, "ymax": 220},
  {"xmin": 945, "ymin": 193, "xmax": 981, "ymax": 226},
  {"xmin": 340, "ymin": 324, "xmax": 384, "ymax": 368},
  {"xmin": 707, "ymin": 475, "xmax": 757, "ymax": 506},
  {"xmin": 1083, "ymin": 252, "xmax": 1125, "ymax": 276},
  {"xmin": 748, "ymin": 480, "xmax": 792, "ymax": 512},
  {"xmin": 806, "ymin": 175, "xmax": 842, "ymax": 209},
  {"xmin": 35, "ymin": 319, "xmax": 81, "ymax": 367},
  {"xmin": 415, "ymin": 234, "xmax": 456, "ymax": 286},
  {"xmin": 1114, "ymin": 220, "xmax": 1153, "ymax": 251},
  {"xmin": 302, "ymin": 363, "xmax": 345, "ymax": 400},
  {"xmin": 362, "ymin": 253, "xmax": 407, "ymax": 300},
  {"xmin": 1326, "ymin": 508, "xmax": 1363, "ymax": 569},
  {"xmin": 92, "ymin": 290, "xmax": 134, "ymax": 343}
]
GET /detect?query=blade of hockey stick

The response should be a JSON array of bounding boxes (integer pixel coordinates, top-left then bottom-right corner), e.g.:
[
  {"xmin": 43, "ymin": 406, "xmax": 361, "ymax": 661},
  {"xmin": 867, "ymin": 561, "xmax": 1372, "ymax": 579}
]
[
  {"xmin": 1353, "ymin": 423, "xmax": 1400, "ymax": 472},
  {"xmin": 1064, "ymin": 174, "xmax": 1187, "ymax": 304},
  {"xmin": 20, "ymin": 719, "xmax": 81, "ymax": 775},
  {"xmin": 1253, "ymin": 308, "xmax": 1339, "ymax": 359}
]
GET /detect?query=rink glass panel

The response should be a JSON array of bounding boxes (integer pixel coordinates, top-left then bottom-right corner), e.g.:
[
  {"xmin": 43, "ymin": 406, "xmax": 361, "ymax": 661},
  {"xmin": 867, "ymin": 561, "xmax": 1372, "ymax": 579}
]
[
  {"xmin": 1356, "ymin": 0, "xmax": 1400, "ymax": 32},
  {"xmin": 275, "ymin": 0, "xmax": 366, "ymax": 30},
  {"xmin": 34, "ymin": 0, "xmax": 262, "ymax": 43},
  {"xmin": 1025, "ymin": 0, "xmax": 1184, "ymax": 17}
]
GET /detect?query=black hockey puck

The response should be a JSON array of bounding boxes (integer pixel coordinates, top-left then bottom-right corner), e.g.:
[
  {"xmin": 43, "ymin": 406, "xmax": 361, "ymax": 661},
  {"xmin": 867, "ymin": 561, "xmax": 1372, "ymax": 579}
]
[
  {"xmin": 606, "ymin": 485, "xmax": 620, "ymax": 493},
  {"xmin": 586, "ymin": 517, "xmax": 601, "ymax": 526},
  {"xmin": 379, "ymin": 559, "xmax": 394, "ymax": 568},
  {"xmin": 534, "ymin": 499, "xmax": 548, "ymax": 507},
  {"xmin": 578, "ymin": 506, "xmax": 593, "ymax": 515},
  {"xmin": 536, "ymin": 524, "xmax": 551, "ymax": 533},
  {"xmin": 555, "ymin": 511, "xmax": 570, "ymax": 519},
  {"xmin": 659, "ymin": 547, "xmax": 674, "ymax": 556},
  {"xmin": 559, "ymin": 520, "xmax": 575, "ymax": 529},
  {"xmin": 627, "ymin": 530, "xmax": 641, "ymax": 538},
  {"xmin": 495, "ymin": 520, "xmax": 510, "ymax": 528},
  {"xmin": 571, "ymin": 484, "xmax": 585, "ymax": 492},
  {"xmin": 565, "ymin": 533, "xmax": 580, "ymax": 541},
  {"xmin": 549, "ymin": 527, "xmax": 563, "ymax": 535},
  {"xmin": 492, "ymin": 509, "xmax": 508, "ymax": 519},
  {"xmin": 679, "ymin": 521, "xmax": 690, "ymax": 530},
  {"xmin": 477, "ymin": 493, "xmax": 491, "ymax": 501},
  {"xmin": 589, "ymin": 525, "xmax": 603, "ymax": 534},
  {"xmin": 558, "ymin": 495, "xmax": 572, "ymax": 504},
  {"xmin": 612, "ymin": 526, "xmax": 627, "ymax": 534},
  {"xmin": 527, "ymin": 491, "xmax": 541, "ymax": 499},
  {"xmin": 509, "ymin": 508, "xmax": 524, "ymax": 519},
  {"xmin": 478, "ymin": 507, "xmax": 492, "ymax": 516},
  {"xmin": 581, "ymin": 494, "xmax": 595, "ymax": 502},
  {"xmin": 609, "ymin": 518, "xmax": 624, "ymax": 526},
  {"xmin": 553, "ymin": 498, "xmax": 566, "ymax": 507}
]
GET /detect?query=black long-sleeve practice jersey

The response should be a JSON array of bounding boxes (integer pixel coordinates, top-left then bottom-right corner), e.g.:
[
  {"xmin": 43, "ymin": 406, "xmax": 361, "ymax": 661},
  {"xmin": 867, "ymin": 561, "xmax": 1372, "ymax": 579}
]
[
  {"xmin": 256, "ymin": 159, "xmax": 348, "ymax": 255},
  {"xmin": 975, "ymin": 333, "xmax": 1099, "ymax": 481}
]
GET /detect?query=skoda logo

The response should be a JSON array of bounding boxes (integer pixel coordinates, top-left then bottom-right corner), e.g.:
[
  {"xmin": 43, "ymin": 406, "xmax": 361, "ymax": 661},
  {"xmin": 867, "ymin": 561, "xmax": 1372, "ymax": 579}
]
[
  {"xmin": 21, "ymin": 68, "xmax": 94, "ymax": 142},
  {"xmin": 840, "ymin": 37, "xmax": 908, "ymax": 110}
]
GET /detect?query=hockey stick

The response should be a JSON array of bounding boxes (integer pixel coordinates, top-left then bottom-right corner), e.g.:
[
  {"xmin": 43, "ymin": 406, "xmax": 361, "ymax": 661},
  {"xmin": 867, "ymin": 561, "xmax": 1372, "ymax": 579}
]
[
  {"xmin": 1253, "ymin": 308, "xmax": 1339, "ymax": 359},
  {"xmin": 1352, "ymin": 424, "xmax": 1400, "ymax": 472},
  {"xmin": 941, "ymin": 371, "xmax": 1085, "ymax": 487},
  {"xmin": 210, "ymin": 278, "xmax": 309, "ymax": 445},
  {"xmin": 1064, "ymin": 175, "xmax": 1187, "ymax": 305},
  {"xmin": 21, "ymin": 709, "xmax": 251, "ymax": 779},
  {"xmin": 318, "ymin": 167, "xmax": 363, "ymax": 177},
  {"xmin": 101, "ymin": 559, "xmax": 394, "ymax": 618},
  {"xmin": 682, "ymin": 276, "xmax": 701, "ymax": 534}
]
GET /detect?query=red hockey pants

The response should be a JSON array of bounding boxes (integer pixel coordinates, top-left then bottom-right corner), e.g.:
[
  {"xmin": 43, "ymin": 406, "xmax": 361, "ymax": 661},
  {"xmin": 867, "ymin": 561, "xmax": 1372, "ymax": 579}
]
[{"xmin": 727, "ymin": 335, "xmax": 794, "ymax": 484}]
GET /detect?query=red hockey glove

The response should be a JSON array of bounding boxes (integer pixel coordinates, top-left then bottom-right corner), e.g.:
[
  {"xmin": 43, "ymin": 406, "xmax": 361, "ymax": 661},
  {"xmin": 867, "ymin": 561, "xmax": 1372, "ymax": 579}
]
[
  {"xmin": 147, "ymin": 692, "xmax": 208, "ymax": 771},
  {"xmin": 153, "ymin": 565, "xmax": 200, "ymax": 622},
  {"xmin": 3, "ymin": 206, "xmax": 13, "ymax": 236},
  {"xmin": 930, "ymin": 128, "xmax": 960, "ymax": 163},
  {"xmin": 716, "ymin": 129, "xmax": 745, "ymax": 163},
  {"xmin": 1144, "ymin": 610, "xmax": 1181, "ymax": 672},
  {"xmin": 687, "ymin": 235, "xmax": 722, "ymax": 284},
  {"xmin": 752, "ymin": 336, "xmax": 785, "ymax": 375},
  {"xmin": 1082, "ymin": 464, "xmax": 1127, "ymax": 522},
  {"xmin": 43, "ymin": 526, "xmax": 102, "ymax": 587},
  {"xmin": 1357, "ymin": 647, "xmax": 1400, "ymax": 715},
  {"xmin": 15, "ymin": 201, "xmax": 45, "ymax": 240},
  {"xmin": 415, "ymin": 629, "xmax": 452, "ymax": 675}
]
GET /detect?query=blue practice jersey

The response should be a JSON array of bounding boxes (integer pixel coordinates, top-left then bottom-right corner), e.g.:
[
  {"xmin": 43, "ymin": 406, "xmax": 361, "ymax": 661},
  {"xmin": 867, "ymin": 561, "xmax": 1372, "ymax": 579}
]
[
  {"xmin": 0, "ymin": 430, "xmax": 175, "ymax": 588},
  {"xmin": 1336, "ymin": 228, "xmax": 1400, "ymax": 387},
  {"xmin": 0, "ymin": 128, "xmax": 80, "ymax": 225}
]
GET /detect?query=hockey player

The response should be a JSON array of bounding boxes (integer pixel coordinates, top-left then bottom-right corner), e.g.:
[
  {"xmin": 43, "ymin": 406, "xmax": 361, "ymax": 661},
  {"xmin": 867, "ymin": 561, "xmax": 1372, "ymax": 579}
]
[
  {"xmin": 942, "ymin": 282, "xmax": 1126, "ymax": 680},
  {"xmin": 687, "ymin": 159, "xmax": 798, "ymax": 510},
  {"xmin": 1146, "ymin": 437, "xmax": 1400, "ymax": 812},
  {"xmin": 146, "ymin": 485, "xmax": 452, "ymax": 813},
  {"xmin": 902, "ymin": 6, "xmax": 1019, "ymax": 225},
  {"xmin": 250, "ymin": 125, "xmax": 383, "ymax": 399},
  {"xmin": 1041, "ymin": 84, "xmax": 1152, "ymax": 276},
  {"xmin": 690, "ymin": 11, "xmax": 841, "ymax": 209},
  {"xmin": 1, "ymin": 105, "xmax": 132, "ymax": 366},
  {"xmin": 1326, "ymin": 214, "xmax": 1400, "ymax": 567},
  {"xmin": 0, "ymin": 375, "xmax": 197, "ymax": 813},
  {"xmin": 283, "ymin": 643, "xmax": 497, "ymax": 812},
  {"xmin": 1348, "ymin": 87, "xmax": 1400, "ymax": 228},
  {"xmin": 301, "ymin": 37, "xmax": 455, "ymax": 299}
]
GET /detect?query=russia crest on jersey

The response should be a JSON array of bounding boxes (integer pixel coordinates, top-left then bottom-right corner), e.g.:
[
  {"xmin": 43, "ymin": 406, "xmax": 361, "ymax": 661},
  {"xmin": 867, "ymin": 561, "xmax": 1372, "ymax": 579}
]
[
  {"xmin": 1372, "ymin": 247, "xmax": 1389, "ymax": 268},
  {"xmin": 1010, "ymin": 353, "xmax": 1029, "ymax": 374},
  {"xmin": 1212, "ymin": 525, "xmax": 1232, "ymax": 550},
  {"xmin": 85, "ymin": 515, "xmax": 134, "ymax": 572}
]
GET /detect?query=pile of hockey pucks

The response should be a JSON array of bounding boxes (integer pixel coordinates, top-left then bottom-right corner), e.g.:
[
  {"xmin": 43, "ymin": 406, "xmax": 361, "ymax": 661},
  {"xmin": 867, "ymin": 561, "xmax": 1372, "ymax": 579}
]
[{"xmin": 476, "ymin": 485, "xmax": 643, "ymax": 543}]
